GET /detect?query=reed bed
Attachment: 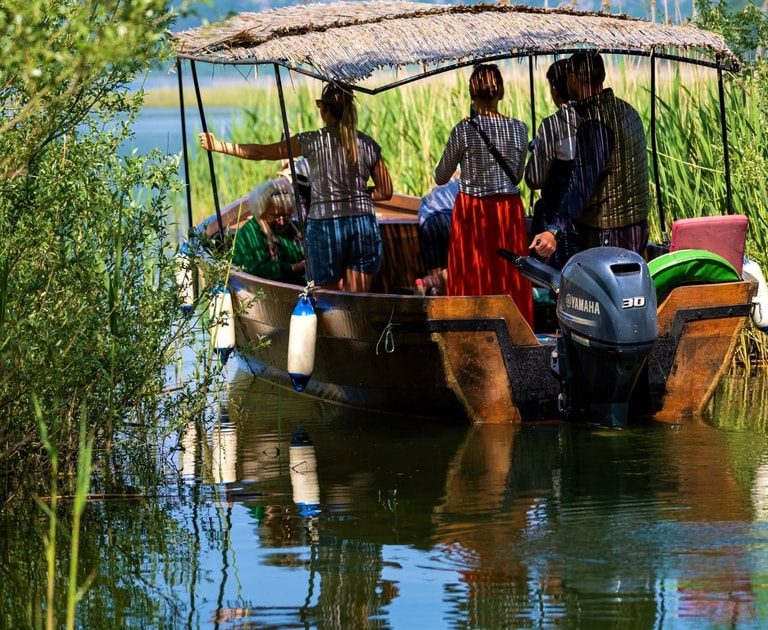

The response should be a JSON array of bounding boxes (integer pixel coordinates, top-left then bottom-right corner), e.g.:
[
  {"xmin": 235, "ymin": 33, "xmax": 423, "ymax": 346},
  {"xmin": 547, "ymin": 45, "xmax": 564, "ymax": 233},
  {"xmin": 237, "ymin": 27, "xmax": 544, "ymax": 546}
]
[{"xmin": 180, "ymin": 59, "xmax": 767, "ymax": 255}]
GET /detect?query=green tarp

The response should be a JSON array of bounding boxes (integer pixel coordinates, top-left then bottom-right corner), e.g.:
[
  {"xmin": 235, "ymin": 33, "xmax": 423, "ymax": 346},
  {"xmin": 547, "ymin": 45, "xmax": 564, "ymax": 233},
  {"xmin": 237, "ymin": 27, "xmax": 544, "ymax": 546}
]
[{"xmin": 648, "ymin": 249, "xmax": 741, "ymax": 302}]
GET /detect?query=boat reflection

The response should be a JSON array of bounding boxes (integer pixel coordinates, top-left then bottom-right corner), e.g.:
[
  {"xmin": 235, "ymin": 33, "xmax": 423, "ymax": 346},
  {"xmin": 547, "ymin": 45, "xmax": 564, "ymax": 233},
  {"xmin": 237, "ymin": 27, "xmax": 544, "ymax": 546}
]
[
  {"xmin": 201, "ymin": 369, "xmax": 768, "ymax": 627},
  {"xmin": 176, "ymin": 400, "xmax": 238, "ymax": 485}
]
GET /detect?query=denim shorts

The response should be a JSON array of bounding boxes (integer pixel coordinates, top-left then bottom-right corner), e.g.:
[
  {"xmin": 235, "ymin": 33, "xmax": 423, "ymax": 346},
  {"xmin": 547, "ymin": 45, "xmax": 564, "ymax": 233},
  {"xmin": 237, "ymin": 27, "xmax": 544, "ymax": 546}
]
[{"xmin": 305, "ymin": 214, "xmax": 383, "ymax": 285}]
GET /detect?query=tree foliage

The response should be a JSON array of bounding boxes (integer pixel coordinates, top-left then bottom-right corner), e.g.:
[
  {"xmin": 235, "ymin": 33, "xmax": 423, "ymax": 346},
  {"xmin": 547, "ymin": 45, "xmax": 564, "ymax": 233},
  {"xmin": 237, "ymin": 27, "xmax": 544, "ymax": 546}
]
[
  {"xmin": 693, "ymin": 0, "xmax": 768, "ymax": 63},
  {"xmin": 0, "ymin": 0, "xmax": 211, "ymax": 500}
]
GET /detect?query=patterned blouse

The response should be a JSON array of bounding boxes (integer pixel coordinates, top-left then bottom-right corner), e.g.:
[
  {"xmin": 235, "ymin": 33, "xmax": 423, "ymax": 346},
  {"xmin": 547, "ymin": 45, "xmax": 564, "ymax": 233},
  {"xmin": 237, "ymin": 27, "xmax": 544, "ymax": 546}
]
[{"xmin": 434, "ymin": 114, "xmax": 528, "ymax": 197}]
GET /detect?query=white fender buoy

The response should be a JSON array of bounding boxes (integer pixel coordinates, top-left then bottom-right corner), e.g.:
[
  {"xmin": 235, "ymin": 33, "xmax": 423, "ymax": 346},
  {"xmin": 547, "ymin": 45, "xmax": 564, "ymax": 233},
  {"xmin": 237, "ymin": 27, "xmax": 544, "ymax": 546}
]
[
  {"xmin": 289, "ymin": 427, "xmax": 320, "ymax": 516},
  {"xmin": 743, "ymin": 257, "xmax": 768, "ymax": 332},
  {"xmin": 211, "ymin": 420, "xmax": 238, "ymax": 485},
  {"xmin": 287, "ymin": 294, "xmax": 316, "ymax": 392},
  {"xmin": 210, "ymin": 287, "xmax": 235, "ymax": 363},
  {"xmin": 175, "ymin": 250, "xmax": 195, "ymax": 314}
]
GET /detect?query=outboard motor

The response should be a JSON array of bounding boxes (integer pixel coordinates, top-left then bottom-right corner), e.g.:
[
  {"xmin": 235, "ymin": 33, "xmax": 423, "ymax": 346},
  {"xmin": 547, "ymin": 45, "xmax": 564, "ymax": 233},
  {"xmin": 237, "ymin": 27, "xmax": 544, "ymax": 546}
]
[
  {"xmin": 499, "ymin": 247, "xmax": 657, "ymax": 427},
  {"xmin": 554, "ymin": 247, "xmax": 657, "ymax": 426}
]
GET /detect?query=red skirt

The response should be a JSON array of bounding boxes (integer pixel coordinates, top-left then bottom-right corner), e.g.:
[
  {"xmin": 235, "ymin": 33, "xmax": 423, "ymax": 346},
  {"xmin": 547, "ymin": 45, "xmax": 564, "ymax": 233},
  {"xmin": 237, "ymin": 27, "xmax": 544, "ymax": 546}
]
[{"xmin": 446, "ymin": 192, "xmax": 534, "ymax": 328}]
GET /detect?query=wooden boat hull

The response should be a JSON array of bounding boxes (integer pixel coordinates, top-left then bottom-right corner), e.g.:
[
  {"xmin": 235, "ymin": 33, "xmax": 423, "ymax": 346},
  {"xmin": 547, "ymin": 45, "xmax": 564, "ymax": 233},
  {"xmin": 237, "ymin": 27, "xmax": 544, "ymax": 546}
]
[
  {"xmin": 205, "ymin": 195, "xmax": 756, "ymax": 424},
  {"xmin": 230, "ymin": 271, "xmax": 558, "ymax": 423},
  {"xmin": 229, "ymin": 269, "xmax": 755, "ymax": 424}
]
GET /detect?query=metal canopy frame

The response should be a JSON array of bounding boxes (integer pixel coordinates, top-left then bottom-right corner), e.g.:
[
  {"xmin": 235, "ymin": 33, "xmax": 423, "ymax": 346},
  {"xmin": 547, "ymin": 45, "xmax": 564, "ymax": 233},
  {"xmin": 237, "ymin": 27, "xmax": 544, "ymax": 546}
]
[
  {"xmin": 177, "ymin": 43, "xmax": 737, "ymax": 243},
  {"xmin": 175, "ymin": 46, "xmax": 737, "ymax": 95}
]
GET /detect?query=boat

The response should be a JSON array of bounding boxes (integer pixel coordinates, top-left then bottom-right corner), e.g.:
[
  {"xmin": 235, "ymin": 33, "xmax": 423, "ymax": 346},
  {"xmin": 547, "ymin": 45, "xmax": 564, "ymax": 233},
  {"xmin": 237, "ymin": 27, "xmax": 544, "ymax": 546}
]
[{"xmin": 171, "ymin": 2, "xmax": 759, "ymax": 426}]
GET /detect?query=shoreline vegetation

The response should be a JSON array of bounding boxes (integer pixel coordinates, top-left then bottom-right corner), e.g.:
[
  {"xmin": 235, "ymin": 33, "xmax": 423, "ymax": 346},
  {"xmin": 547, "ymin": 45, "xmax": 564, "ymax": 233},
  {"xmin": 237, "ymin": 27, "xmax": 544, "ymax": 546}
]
[{"xmin": 2, "ymin": 0, "xmax": 233, "ymax": 594}]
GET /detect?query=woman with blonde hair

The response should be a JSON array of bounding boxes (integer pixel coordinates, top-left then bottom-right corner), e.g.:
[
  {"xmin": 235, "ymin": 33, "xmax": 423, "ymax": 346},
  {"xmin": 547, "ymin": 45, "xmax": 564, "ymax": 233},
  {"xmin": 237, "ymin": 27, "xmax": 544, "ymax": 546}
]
[
  {"xmin": 200, "ymin": 82, "xmax": 392, "ymax": 292},
  {"xmin": 434, "ymin": 64, "xmax": 533, "ymax": 327},
  {"xmin": 231, "ymin": 177, "xmax": 305, "ymax": 283}
]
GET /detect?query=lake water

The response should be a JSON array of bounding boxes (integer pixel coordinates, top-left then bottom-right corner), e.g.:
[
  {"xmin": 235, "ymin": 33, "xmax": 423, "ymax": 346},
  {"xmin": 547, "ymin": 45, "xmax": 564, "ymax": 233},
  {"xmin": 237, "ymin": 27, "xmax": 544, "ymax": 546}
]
[
  {"xmin": 3, "ymin": 366, "xmax": 768, "ymax": 627},
  {"xmin": 128, "ymin": 106, "xmax": 241, "ymax": 157}
]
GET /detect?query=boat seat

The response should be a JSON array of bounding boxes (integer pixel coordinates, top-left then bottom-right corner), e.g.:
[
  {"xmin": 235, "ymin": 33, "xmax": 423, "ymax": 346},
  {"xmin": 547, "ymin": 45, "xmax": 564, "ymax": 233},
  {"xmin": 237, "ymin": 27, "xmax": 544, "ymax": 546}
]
[
  {"xmin": 648, "ymin": 249, "xmax": 741, "ymax": 302},
  {"xmin": 669, "ymin": 214, "xmax": 748, "ymax": 275}
]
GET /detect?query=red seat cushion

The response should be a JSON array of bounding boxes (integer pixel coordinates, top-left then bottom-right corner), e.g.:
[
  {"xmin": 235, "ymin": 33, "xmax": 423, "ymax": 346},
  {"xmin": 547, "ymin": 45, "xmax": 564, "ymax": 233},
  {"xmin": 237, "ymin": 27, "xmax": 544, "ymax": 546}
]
[{"xmin": 670, "ymin": 215, "xmax": 748, "ymax": 275}]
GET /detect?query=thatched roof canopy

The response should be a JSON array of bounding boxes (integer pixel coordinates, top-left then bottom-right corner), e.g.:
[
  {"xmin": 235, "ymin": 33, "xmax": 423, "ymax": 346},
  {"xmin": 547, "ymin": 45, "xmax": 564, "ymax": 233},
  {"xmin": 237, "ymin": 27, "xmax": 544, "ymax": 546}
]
[{"xmin": 170, "ymin": 1, "xmax": 738, "ymax": 85}]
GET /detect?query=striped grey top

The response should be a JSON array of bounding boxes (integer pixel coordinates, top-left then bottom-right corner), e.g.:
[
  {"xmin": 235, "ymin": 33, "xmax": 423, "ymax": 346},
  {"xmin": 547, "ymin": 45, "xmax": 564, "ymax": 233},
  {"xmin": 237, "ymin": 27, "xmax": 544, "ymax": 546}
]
[
  {"xmin": 524, "ymin": 104, "xmax": 579, "ymax": 190},
  {"xmin": 298, "ymin": 127, "xmax": 382, "ymax": 220},
  {"xmin": 434, "ymin": 114, "xmax": 528, "ymax": 197}
]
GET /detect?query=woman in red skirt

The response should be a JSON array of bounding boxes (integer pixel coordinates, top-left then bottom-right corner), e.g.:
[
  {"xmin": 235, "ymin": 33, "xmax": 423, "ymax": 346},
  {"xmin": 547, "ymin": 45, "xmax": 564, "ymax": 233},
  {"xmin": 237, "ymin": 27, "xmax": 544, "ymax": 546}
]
[{"xmin": 434, "ymin": 64, "xmax": 533, "ymax": 328}]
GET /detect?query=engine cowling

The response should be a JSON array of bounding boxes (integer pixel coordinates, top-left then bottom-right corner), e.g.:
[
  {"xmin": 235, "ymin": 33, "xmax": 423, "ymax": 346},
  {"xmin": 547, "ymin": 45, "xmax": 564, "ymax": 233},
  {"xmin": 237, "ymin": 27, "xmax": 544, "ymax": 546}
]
[{"xmin": 554, "ymin": 247, "xmax": 657, "ymax": 426}]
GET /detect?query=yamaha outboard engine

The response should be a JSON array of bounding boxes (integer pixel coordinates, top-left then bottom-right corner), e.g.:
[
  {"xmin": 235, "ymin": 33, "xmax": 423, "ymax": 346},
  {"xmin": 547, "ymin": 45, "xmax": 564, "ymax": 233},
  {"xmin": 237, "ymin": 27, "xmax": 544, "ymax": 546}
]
[
  {"xmin": 554, "ymin": 247, "xmax": 657, "ymax": 426},
  {"xmin": 499, "ymin": 247, "xmax": 657, "ymax": 427}
]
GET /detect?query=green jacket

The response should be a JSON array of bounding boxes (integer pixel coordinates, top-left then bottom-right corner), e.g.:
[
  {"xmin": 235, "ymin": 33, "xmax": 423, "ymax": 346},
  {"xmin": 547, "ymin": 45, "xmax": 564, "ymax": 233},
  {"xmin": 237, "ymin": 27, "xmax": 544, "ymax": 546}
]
[{"xmin": 232, "ymin": 219, "xmax": 305, "ymax": 283}]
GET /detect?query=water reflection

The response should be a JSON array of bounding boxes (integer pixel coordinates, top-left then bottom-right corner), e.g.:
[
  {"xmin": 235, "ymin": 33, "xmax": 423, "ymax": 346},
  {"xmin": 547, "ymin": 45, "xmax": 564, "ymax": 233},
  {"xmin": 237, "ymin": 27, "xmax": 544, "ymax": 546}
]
[
  {"xmin": 3, "ymin": 369, "xmax": 768, "ymax": 627},
  {"xmin": 288, "ymin": 428, "xmax": 320, "ymax": 515},
  {"xmin": 211, "ymin": 419, "xmax": 238, "ymax": 485},
  {"xmin": 215, "ymin": 371, "xmax": 768, "ymax": 628}
]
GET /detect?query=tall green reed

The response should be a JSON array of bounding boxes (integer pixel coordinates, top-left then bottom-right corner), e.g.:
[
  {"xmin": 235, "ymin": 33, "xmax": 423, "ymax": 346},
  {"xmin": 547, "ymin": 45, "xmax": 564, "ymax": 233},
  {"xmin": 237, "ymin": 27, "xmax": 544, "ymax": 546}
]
[
  {"xmin": 186, "ymin": 60, "xmax": 768, "ymax": 262},
  {"xmin": 33, "ymin": 395, "xmax": 95, "ymax": 630}
]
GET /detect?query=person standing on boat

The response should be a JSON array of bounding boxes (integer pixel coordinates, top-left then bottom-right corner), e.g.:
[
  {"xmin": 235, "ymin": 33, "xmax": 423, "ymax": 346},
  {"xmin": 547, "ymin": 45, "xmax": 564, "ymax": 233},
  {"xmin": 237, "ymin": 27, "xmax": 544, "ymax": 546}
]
[
  {"xmin": 530, "ymin": 52, "xmax": 649, "ymax": 261},
  {"xmin": 525, "ymin": 59, "xmax": 579, "ymax": 270},
  {"xmin": 434, "ymin": 64, "xmax": 533, "ymax": 327},
  {"xmin": 199, "ymin": 82, "xmax": 392, "ymax": 292},
  {"xmin": 231, "ymin": 177, "xmax": 305, "ymax": 284}
]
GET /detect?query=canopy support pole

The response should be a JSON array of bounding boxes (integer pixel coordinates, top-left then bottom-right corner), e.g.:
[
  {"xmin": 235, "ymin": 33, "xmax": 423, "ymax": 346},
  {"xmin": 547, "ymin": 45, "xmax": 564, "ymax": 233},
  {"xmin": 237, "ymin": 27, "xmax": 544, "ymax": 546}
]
[
  {"xmin": 528, "ymin": 56, "xmax": 536, "ymax": 212},
  {"xmin": 650, "ymin": 50, "xmax": 666, "ymax": 242},
  {"xmin": 528, "ymin": 56, "xmax": 536, "ymax": 136},
  {"xmin": 176, "ymin": 59, "xmax": 194, "ymax": 237},
  {"xmin": 717, "ymin": 59, "xmax": 734, "ymax": 215},
  {"xmin": 190, "ymin": 60, "xmax": 225, "ymax": 236},
  {"xmin": 274, "ymin": 64, "xmax": 313, "ymax": 283}
]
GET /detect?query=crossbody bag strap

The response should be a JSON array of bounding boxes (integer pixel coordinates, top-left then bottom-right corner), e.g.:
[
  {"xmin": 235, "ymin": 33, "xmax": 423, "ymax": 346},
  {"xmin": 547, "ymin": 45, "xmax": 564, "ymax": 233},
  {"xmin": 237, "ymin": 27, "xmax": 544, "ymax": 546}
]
[{"xmin": 467, "ymin": 118, "xmax": 520, "ymax": 186}]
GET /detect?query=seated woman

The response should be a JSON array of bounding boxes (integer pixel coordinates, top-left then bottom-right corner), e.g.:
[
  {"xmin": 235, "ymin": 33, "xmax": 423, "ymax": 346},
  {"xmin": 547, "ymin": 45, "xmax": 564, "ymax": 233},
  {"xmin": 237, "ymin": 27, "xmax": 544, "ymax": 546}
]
[
  {"xmin": 415, "ymin": 174, "xmax": 459, "ymax": 296},
  {"xmin": 232, "ymin": 177, "xmax": 306, "ymax": 284}
]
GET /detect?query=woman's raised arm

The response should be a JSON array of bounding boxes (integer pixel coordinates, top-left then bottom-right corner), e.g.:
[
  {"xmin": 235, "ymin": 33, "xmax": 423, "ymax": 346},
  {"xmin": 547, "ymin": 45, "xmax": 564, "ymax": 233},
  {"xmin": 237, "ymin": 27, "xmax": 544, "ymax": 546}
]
[{"xmin": 199, "ymin": 132, "xmax": 302, "ymax": 161}]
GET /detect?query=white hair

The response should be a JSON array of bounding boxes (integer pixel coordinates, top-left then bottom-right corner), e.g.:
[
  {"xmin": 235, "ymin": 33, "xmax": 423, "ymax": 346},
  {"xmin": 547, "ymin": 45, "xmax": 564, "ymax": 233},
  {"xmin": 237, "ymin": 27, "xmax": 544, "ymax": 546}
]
[{"xmin": 246, "ymin": 177, "xmax": 294, "ymax": 220}]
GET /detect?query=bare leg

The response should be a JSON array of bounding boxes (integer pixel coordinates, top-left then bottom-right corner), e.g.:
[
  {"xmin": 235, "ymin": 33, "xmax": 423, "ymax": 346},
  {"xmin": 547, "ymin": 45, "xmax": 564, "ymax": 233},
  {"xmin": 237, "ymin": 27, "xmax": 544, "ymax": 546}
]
[{"xmin": 344, "ymin": 268, "xmax": 373, "ymax": 293}]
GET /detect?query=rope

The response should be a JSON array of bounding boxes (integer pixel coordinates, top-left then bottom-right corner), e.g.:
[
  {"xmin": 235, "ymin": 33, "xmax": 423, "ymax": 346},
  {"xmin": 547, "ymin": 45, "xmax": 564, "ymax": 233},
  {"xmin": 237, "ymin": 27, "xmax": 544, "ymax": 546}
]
[
  {"xmin": 300, "ymin": 280, "xmax": 316, "ymax": 299},
  {"xmin": 375, "ymin": 307, "xmax": 399, "ymax": 355}
]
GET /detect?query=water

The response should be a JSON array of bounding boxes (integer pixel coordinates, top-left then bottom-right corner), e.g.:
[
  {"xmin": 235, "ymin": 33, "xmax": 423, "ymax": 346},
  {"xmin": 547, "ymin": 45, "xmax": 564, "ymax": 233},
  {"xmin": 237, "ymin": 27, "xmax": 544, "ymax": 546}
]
[
  {"xmin": 3, "ymin": 367, "xmax": 768, "ymax": 627},
  {"xmin": 128, "ymin": 106, "xmax": 240, "ymax": 157}
]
